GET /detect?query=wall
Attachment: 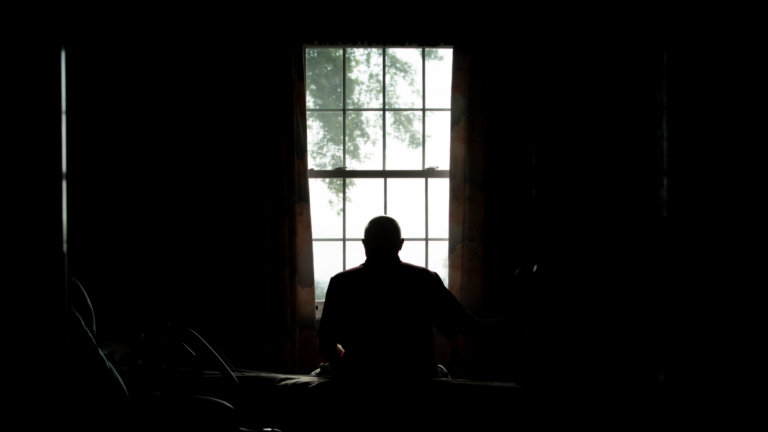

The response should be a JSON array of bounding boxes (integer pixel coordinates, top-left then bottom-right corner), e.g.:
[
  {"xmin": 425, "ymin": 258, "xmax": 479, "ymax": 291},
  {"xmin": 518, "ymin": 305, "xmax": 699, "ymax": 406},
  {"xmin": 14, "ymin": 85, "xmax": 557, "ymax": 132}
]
[
  {"xmin": 62, "ymin": 29, "xmax": 735, "ymax": 407},
  {"xmin": 440, "ymin": 36, "xmax": 671, "ymax": 393},
  {"xmin": 65, "ymin": 37, "xmax": 289, "ymax": 371}
]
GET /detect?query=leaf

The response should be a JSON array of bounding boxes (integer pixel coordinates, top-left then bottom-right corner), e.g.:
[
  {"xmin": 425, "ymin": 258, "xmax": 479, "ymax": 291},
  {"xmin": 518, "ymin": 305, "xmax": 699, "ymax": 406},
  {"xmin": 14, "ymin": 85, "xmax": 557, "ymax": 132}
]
[{"xmin": 306, "ymin": 48, "xmax": 440, "ymax": 211}]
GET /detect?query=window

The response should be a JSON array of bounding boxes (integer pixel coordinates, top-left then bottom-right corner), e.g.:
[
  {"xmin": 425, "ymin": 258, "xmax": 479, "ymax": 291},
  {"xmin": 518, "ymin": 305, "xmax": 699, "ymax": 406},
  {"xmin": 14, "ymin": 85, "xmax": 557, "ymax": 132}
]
[{"xmin": 306, "ymin": 47, "xmax": 453, "ymax": 302}]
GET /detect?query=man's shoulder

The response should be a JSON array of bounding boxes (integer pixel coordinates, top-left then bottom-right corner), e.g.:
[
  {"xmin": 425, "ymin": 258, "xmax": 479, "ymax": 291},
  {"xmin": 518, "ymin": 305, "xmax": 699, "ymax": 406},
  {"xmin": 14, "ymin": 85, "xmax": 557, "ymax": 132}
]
[
  {"xmin": 334, "ymin": 264, "xmax": 365, "ymax": 276},
  {"xmin": 331, "ymin": 261, "xmax": 436, "ymax": 277},
  {"xmin": 398, "ymin": 262, "xmax": 449, "ymax": 291},
  {"xmin": 329, "ymin": 264, "xmax": 365, "ymax": 283},
  {"xmin": 398, "ymin": 261, "xmax": 437, "ymax": 275}
]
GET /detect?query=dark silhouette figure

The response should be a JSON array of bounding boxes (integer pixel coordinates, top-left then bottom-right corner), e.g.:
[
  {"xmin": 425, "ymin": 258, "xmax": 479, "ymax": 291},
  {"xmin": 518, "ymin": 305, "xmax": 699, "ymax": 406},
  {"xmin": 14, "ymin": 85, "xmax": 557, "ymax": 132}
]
[{"xmin": 315, "ymin": 216, "xmax": 508, "ymax": 379}]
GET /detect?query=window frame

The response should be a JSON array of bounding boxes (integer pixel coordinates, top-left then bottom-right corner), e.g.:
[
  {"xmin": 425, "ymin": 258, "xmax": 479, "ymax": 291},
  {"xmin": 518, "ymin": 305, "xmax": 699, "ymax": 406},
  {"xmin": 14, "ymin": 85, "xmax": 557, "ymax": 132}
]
[{"xmin": 305, "ymin": 45, "xmax": 452, "ymax": 315}]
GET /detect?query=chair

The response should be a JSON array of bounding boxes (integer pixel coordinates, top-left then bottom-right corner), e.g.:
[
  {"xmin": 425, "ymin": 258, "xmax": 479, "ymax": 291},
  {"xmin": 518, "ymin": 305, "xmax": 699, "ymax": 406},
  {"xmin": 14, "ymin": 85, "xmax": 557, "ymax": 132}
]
[{"xmin": 67, "ymin": 277, "xmax": 280, "ymax": 432}]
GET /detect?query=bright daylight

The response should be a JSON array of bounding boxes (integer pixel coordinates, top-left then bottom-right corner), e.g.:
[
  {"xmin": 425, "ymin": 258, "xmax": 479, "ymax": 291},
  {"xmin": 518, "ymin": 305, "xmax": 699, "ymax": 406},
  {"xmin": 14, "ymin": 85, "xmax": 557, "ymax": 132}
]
[{"xmin": 305, "ymin": 47, "xmax": 453, "ymax": 299}]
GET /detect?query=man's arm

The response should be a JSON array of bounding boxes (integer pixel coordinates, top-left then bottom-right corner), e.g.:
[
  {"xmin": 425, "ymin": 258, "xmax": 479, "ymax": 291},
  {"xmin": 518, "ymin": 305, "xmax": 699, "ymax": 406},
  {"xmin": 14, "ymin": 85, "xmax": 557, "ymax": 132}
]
[
  {"xmin": 458, "ymin": 314, "xmax": 510, "ymax": 342},
  {"xmin": 431, "ymin": 272, "xmax": 515, "ymax": 342},
  {"xmin": 317, "ymin": 342, "xmax": 345, "ymax": 364}
]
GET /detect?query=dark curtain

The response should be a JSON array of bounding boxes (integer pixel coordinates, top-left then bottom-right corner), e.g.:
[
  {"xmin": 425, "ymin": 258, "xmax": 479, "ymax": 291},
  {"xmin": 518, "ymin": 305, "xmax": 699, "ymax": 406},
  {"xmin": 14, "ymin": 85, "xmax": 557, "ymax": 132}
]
[
  {"xmin": 445, "ymin": 42, "xmax": 532, "ymax": 381},
  {"xmin": 444, "ymin": 38, "xmax": 668, "ymax": 387},
  {"xmin": 261, "ymin": 44, "xmax": 317, "ymax": 374},
  {"xmin": 445, "ymin": 43, "xmax": 499, "ymax": 379}
]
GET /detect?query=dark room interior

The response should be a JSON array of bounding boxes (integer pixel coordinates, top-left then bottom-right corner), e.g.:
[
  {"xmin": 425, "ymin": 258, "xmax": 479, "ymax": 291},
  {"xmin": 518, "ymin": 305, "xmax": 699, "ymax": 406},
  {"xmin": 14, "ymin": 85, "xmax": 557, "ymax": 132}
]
[{"xmin": 20, "ymin": 23, "xmax": 756, "ymax": 430}]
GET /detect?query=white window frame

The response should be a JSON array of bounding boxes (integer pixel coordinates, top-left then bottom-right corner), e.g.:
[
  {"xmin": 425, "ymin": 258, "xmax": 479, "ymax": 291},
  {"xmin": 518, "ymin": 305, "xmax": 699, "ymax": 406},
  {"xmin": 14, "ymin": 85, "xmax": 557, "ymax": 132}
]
[{"xmin": 306, "ymin": 45, "xmax": 452, "ymax": 318}]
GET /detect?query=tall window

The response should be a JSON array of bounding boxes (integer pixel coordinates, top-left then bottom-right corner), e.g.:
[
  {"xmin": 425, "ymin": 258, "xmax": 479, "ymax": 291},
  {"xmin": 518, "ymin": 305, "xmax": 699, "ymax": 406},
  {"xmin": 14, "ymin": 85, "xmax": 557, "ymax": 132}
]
[{"xmin": 306, "ymin": 47, "xmax": 453, "ymax": 300}]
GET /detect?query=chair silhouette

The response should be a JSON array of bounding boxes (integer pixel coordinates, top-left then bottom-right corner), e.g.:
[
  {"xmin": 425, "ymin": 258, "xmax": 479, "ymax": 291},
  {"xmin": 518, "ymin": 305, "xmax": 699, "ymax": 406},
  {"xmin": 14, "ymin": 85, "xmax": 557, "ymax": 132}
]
[{"xmin": 68, "ymin": 277, "xmax": 279, "ymax": 432}]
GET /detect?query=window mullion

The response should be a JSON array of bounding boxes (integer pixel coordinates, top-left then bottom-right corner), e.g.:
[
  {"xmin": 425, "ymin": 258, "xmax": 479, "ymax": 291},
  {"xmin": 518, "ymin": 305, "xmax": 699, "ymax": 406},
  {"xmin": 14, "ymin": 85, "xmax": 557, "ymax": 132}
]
[
  {"xmin": 423, "ymin": 48, "xmax": 428, "ymax": 268},
  {"xmin": 383, "ymin": 47, "xmax": 387, "ymax": 171},
  {"xmin": 343, "ymin": 47, "xmax": 347, "ymax": 170},
  {"xmin": 383, "ymin": 47, "xmax": 387, "ymax": 216},
  {"xmin": 343, "ymin": 177, "xmax": 346, "ymax": 270},
  {"xmin": 425, "ymin": 178, "xmax": 429, "ymax": 267},
  {"xmin": 308, "ymin": 108, "xmax": 450, "ymax": 112},
  {"xmin": 384, "ymin": 180, "xmax": 388, "ymax": 215},
  {"xmin": 422, "ymin": 48, "xmax": 426, "ymax": 171},
  {"xmin": 343, "ymin": 48, "xmax": 347, "ymax": 270}
]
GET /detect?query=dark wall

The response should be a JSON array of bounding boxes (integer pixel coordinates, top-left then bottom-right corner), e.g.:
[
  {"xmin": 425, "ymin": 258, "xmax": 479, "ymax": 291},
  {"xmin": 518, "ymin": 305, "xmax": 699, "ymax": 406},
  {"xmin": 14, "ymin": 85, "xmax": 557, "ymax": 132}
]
[
  {"xmin": 435, "ymin": 37, "xmax": 672, "ymax": 397},
  {"xmin": 14, "ymin": 40, "xmax": 68, "ymax": 369},
  {"xmin": 66, "ymin": 37, "xmax": 289, "ymax": 370},
  {"xmin": 481, "ymin": 27, "xmax": 751, "ymax": 414},
  {"xmin": 518, "ymin": 38, "xmax": 666, "ymax": 396},
  {"xmin": 62, "ymin": 28, "xmax": 733, "ymax": 405}
]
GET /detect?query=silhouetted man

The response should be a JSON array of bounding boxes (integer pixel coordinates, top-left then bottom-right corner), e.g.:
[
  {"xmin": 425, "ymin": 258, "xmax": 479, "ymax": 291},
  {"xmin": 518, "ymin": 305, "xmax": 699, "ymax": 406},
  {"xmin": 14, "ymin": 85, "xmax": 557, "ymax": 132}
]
[{"xmin": 316, "ymin": 216, "xmax": 507, "ymax": 378}]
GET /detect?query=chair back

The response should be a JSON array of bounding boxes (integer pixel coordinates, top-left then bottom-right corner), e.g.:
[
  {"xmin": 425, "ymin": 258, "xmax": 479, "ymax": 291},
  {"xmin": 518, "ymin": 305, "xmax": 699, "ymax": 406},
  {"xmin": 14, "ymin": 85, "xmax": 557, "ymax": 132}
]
[
  {"xmin": 69, "ymin": 277, "xmax": 96, "ymax": 337},
  {"xmin": 138, "ymin": 320, "xmax": 239, "ymax": 387}
]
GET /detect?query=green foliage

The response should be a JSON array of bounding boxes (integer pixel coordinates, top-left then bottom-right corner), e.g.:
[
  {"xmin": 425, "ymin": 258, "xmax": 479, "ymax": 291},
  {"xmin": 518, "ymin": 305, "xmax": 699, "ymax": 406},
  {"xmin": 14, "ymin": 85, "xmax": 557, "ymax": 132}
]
[{"xmin": 306, "ymin": 48, "xmax": 444, "ymax": 215}]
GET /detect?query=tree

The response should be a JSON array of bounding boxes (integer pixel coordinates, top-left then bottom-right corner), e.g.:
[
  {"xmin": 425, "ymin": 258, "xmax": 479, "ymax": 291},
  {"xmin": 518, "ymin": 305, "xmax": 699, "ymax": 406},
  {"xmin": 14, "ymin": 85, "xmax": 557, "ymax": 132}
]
[{"xmin": 305, "ymin": 48, "xmax": 445, "ymax": 215}]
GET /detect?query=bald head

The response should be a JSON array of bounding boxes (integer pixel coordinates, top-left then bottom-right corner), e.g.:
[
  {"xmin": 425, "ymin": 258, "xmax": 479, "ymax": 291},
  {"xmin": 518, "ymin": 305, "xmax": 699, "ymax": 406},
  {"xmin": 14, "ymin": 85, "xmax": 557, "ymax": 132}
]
[{"xmin": 363, "ymin": 216, "xmax": 404, "ymax": 257}]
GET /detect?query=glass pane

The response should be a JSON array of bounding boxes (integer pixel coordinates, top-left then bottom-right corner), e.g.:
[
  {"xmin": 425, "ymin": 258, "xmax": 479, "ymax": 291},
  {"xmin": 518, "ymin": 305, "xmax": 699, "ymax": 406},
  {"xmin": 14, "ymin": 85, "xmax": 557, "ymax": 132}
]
[
  {"xmin": 310, "ymin": 179, "xmax": 343, "ymax": 238},
  {"xmin": 400, "ymin": 240, "xmax": 425, "ymax": 267},
  {"xmin": 346, "ymin": 240, "xmax": 366, "ymax": 269},
  {"xmin": 346, "ymin": 111, "xmax": 383, "ymax": 170},
  {"xmin": 306, "ymin": 49, "xmax": 343, "ymax": 109},
  {"xmin": 425, "ymin": 49, "xmax": 452, "ymax": 109},
  {"xmin": 346, "ymin": 48, "xmax": 382, "ymax": 109},
  {"xmin": 308, "ymin": 112, "xmax": 342, "ymax": 170},
  {"xmin": 428, "ymin": 178, "xmax": 449, "ymax": 238},
  {"xmin": 428, "ymin": 241, "xmax": 449, "ymax": 287},
  {"xmin": 425, "ymin": 111, "xmax": 451, "ymax": 170},
  {"xmin": 346, "ymin": 179, "xmax": 384, "ymax": 239},
  {"xmin": 386, "ymin": 48, "xmax": 423, "ymax": 109},
  {"xmin": 387, "ymin": 179, "xmax": 425, "ymax": 238},
  {"xmin": 313, "ymin": 241, "xmax": 343, "ymax": 300},
  {"xmin": 386, "ymin": 111, "xmax": 422, "ymax": 170}
]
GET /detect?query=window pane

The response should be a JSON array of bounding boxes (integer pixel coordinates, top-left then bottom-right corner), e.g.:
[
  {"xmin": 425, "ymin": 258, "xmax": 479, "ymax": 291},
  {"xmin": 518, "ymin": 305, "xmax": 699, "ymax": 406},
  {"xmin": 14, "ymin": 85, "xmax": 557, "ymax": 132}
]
[
  {"xmin": 428, "ymin": 241, "xmax": 449, "ymax": 287},
  {"xmin": 308, "ymin": 112, "xmax": 342, "ymax": 170},
  {"xmin": 346, "ymin": 48, "xmax": 382, "ymax": 109},
  {"xmin": 425, "ymin": 49, "xmax": 452, "ymax": 109},
  {"xmin": 387, "ymin": 179, "xmax": 425, "ymax": 238},
  {"xmin": 310, "ymin": 179, "xmax": 343, "ymax": 238},
  {"xmin": 313, "ymin": 241, "xmax": 342, "ymax": 300},
  {"xmin": 400, "ymin": 240, "xmax": 425, "ymax": 267},
  {"xmin": 386, "ymin": 48, "xmax": 423, "ymax": 109},
  {"xmin": 346, "ymin": 240, "xmax": 366, "ymax": 270},
  {"xmin": 428, "ymin": 178, "xmax": 449, "ymax": 238},
  {"xmin": 346, "ymin": 111, "xmax": 383, "ymax": 170},
  {"xmin": 425, "ymin": 111, "xmax": 451, "ymax": 170},
  {"xmin": 346, "ymin": 179, "xmax": 384, "ymax": 239},
  {"xmin": 306, "ymin": 49, "xmax": 343, "ymax": 110},
  {"xmin": 386, "ymin": 111, "xmax": 422, "ymax": 170}
]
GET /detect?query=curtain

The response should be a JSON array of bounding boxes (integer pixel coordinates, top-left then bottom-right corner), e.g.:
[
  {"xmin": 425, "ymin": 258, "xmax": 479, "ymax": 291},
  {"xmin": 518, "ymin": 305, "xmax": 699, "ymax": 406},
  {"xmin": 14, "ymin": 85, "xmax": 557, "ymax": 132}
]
[
  {"xmin": 446, "ymin": 44, "xmax": 488, "ymax": 378},
  {"xmin": 262, "ymin": 44, "xmax": 317, "ymax": 374}
]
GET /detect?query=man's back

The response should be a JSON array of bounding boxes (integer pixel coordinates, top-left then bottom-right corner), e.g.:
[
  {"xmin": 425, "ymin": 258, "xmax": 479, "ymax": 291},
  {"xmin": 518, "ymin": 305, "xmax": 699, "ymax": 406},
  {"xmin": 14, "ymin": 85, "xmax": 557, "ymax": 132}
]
[{"xmin": 318, "ymin": 257, "xmax": 470, "ymax": 378}]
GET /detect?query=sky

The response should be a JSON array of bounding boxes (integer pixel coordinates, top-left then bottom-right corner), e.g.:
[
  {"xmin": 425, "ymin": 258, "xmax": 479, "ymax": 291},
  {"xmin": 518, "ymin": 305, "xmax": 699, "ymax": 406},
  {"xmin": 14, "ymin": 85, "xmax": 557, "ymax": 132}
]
[{"xmin": 306, "ymin": 48, "xmax": 453, "ymax": 297}]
